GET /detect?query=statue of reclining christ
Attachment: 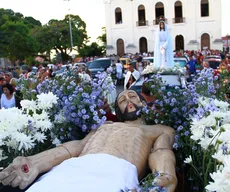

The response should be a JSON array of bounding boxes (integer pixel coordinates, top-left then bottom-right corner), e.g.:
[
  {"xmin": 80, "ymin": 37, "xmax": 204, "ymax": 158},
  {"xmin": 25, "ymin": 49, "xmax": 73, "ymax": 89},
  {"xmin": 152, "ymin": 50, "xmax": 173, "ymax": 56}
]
[{"xmin": 0, "ymin": 90, "xmax": 177, "ymax": 192}]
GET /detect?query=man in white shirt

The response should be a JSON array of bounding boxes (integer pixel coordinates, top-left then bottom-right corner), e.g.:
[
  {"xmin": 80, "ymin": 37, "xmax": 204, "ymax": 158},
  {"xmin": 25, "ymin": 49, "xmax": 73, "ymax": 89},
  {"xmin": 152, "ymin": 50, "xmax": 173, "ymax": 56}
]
[
  {"xmin": 115, "ymin": 60, "xmax": 123, "ymax": 85},
  {"xmin": 124, "ymin": 64, "xmax": 140, "ymax": 90}
]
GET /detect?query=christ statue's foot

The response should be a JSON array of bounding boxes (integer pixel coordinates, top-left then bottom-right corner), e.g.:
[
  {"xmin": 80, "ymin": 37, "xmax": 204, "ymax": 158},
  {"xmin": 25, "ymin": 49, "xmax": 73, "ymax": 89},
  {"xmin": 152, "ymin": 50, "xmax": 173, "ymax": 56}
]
[{"xmin": 153, "ymin": 174, "xmax": 177, "ymax": 192}]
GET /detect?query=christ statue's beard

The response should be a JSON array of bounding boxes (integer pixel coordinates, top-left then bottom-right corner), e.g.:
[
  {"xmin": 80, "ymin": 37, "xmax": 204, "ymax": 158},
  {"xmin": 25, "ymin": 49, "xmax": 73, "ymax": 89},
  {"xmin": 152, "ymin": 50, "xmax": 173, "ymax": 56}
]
[{"xmin": 122, "ymin": 103, "xmax": 142, "ymax": 121}]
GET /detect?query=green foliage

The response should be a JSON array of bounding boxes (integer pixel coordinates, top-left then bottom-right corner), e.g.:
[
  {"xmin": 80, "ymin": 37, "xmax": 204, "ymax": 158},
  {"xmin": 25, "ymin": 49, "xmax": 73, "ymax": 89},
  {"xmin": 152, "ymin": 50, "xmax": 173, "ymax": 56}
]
[
  {"xmin": 0, "ymin": 20, "xmax": 37, "ymax": 61},
  {"xmin": 0, "ymin": 9, "xmax": 38, "ymax": 60},
  {"xmin": 97, "ymin": 27, "xmax": 106, "ymax": 54},
  {"xmin": 23, "ymin": 16, "xmax": 42, "ymax": 28},
  {"xmin": 78, "ymin": 42, "xmax": 104, "ymax": 57},
  {"xmin": 97, "ymin": 27, "xmax": 106, "ymax": 44},
  {"xmin": 31, "ymin": 14, "xmax": 89, "ymax": 62},
  {"xmin": 0, "ymin": 8, "xmax": 89, "ymax": 63}
]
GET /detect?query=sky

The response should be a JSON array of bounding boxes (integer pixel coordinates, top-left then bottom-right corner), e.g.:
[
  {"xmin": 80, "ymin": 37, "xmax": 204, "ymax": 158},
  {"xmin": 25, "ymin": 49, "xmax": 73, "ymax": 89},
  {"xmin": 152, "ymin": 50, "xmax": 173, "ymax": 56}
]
[{"xmin": 0, "ymin": 0, "xmax": 230, "ymax": 43}]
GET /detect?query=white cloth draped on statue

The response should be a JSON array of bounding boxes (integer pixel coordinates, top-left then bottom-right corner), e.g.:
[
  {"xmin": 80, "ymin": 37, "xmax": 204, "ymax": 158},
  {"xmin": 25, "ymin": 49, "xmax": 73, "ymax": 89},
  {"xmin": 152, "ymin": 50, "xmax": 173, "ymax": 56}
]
[{"xmin": 26, "ymin": 154, "xmax": 139, "ymax": 192}]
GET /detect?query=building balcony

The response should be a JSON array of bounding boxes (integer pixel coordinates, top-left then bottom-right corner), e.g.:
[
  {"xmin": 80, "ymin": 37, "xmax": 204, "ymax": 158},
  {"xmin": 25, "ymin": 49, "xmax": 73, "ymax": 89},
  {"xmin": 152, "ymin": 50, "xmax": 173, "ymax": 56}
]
[
  {"xmin": 136, "ymin": 20, "xmax": 148, "ymax": 26},
  {"xmin": 173, "ymin": 17, "xmax": 186, "ymax": 24},
  {"xmin": 153, "ymin": 18, "xmax": 168, "ymax": 25}
]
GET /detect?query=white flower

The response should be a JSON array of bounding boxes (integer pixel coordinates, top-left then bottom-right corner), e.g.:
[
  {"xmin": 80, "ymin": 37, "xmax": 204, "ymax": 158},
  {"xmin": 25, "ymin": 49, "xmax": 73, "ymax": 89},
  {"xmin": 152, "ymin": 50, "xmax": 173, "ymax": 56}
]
[
  {"xmin": 213, "ymin": 99, "xmax": 229, "ymax": 111},
  {"xmin": 219, "ymin": 129, "xmax": 230, "ymax": 144},
  {"xmin": 20, "ymin": 100, "xmax": 37, "ymax": 111},
  {"xmin": 5, "ymin": 139, "xmax": 18, "ymax": 150},
  {"xmin": 52, "ymin": 137, "xmax": 61, "ymax": 146},
  {"xmin": 199, "ymin": 137, "xmax": 213, "ymax": 150},
  {"xmin": 198, "ymin": 97, "xmax": 210, "ymax": 107},
  {"xmin": 33, "ymin": 132, "xmax": 47, "ymax": 143},
  {"xmin": 54, "ymin": 111, "xmax": 66, "ymax": 124},
  {"xmin": 0, "ymin": 149, "xmax": 7, "ymax": 161},
  {"xmin": 184, "ymin": 155, "xmax": 192, "ymax": 164},
  {"xmin": 212, "ymin": 151, "xmax": 226, "ymax": 163},
  {"xmin": 0, "ymin": 108, "xmax": 31, "ymax": 140},
  {"xmin": 34, "ymin": 119, "xmax": 53, "ymax": 132},
  {"xmin": 190, "ymin": 124, "xmax": 205, "ymax": 141},
  {"xmin": 11, "ymin": 132, "xmax": 35, "ymax": 151},
  {"xmin": 37, "ymin": 92, "xmax": 58, "ymax": 109},
  {"xmin": 206, "ymin": 170, "xmax": 229, "ymax": 192}
]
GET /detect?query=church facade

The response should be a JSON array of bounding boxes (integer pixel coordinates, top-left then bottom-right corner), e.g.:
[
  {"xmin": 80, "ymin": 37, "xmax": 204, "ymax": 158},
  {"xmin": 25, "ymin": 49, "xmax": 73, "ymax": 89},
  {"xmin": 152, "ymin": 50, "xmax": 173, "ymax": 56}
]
[{"xmin": 104, "ymin": 0, "xmax": 223, "ymax": 56}]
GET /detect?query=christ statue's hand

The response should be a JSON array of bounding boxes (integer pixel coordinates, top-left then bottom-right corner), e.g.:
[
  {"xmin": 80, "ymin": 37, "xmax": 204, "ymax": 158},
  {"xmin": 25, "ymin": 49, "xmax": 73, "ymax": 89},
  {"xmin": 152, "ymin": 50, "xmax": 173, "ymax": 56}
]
[{"xmin": 0, "ymin": 156, "xmax": 39, "ymax": 189}]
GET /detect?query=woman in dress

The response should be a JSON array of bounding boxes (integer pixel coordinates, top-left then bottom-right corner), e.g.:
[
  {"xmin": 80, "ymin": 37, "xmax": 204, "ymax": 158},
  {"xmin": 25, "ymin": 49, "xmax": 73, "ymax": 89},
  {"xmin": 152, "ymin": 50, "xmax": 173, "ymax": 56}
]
[
  {"xmin": 1, "ymin": 83, "xmax": 16, "ymax": 109},
  {"xmin": 154, "ymin": 19, "xmax": 174, "ymax": 69}
]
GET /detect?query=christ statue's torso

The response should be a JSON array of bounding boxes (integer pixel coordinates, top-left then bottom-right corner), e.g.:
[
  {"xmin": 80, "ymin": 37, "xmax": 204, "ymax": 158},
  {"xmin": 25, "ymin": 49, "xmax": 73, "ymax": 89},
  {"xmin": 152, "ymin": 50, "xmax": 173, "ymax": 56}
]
[{"xmin": 80, "ymin": 123, "xmax": 154, "ymax": 178}]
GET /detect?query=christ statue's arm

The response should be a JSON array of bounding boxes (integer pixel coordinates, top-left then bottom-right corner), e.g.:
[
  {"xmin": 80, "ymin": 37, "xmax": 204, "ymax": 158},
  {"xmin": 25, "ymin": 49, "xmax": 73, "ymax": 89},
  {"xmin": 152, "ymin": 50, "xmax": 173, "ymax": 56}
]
[
  {"xmin": 0, "ymin": 131, "xmax": 95, "ymax": 189},
  {"xmin": 147, "ymin": 125, "xmax": 177, "ymax": 192}
]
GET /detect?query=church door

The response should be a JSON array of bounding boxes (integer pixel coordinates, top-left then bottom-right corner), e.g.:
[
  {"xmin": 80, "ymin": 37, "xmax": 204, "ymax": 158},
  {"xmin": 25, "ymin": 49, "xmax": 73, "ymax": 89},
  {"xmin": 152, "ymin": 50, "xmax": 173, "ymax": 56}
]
[
  {"xmin": 117, "ymin": 39, "xmax": 125, "ymax": 57},
  {"xmin": 201, "ymin": 33, "xmax": 210, "ymax": 50},
  {"xmin": 175, "ymin": 35, "xmax": 184, "ymax": 50}
]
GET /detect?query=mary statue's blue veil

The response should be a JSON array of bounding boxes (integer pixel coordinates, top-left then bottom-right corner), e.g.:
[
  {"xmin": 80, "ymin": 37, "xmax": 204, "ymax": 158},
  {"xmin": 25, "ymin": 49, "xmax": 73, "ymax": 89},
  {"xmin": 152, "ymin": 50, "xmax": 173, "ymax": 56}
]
[{"xmin": 154, "ymin": 20, "xmax": 174, "ymax": 69}]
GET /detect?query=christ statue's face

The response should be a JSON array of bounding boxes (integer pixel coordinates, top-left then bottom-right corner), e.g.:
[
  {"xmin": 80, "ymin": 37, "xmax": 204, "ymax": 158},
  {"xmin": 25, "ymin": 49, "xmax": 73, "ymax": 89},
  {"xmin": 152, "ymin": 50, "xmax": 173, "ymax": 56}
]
[{"xmin": 117, "ymin": 90, "xmax": 144, "ymax": 121}]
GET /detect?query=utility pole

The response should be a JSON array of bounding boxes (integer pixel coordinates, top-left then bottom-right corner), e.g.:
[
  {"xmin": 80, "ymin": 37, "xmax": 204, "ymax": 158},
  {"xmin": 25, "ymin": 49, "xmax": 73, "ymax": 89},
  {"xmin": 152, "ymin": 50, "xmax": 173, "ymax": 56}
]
[{"xmin": 64, "ymin": 0, "xmax": 74, "ymax": 51}]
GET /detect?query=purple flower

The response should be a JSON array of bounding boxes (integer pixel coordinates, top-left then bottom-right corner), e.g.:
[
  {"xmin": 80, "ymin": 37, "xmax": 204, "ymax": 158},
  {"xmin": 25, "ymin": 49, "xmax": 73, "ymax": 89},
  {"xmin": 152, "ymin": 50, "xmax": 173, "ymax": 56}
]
[
  {"xmin": 177, "ymin": 126, "xmax": 184, "ymax": 131},
  {"xmin": 173, "ymin": 143, "xmax": 178, "ymax": 149},
  {"xmin": 81, "ymin": 109, "xmax": 86, "ymax": 114},
  {"xmin": 184, "ymin": 131, "xmax": 190, "ymax": 136}
]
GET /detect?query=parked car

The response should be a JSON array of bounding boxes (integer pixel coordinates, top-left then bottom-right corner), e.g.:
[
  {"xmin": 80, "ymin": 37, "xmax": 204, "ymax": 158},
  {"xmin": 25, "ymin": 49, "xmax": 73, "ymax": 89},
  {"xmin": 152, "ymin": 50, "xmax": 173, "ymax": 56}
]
[
  {"xmin": 130, "ymin": 74, "xmax": 187, "ymax": 93},
  {"xmin": 142, "ymin": 57, "xmax": 154, "ymax": 63},
  {"xmin": 55, "ymin": 64, "xmax": 72, "ymax": 75},
  {"xmin": 86, "ymin": 61, "xmax": 93, "ymax": 68},
  {"xmin": 205, "ymin": 55, "xmax": 222, "ymax": 60},
  {"xmin": 205, "ymin": 58, "xmax": 221, "ymax": 77},
  {"xmin": 174, "ymin": 57, "xmax": 187, "ymax": 68},
  {"xmin": 88, "ymin": 58, "xmax": 112, "ymax": 77},
  {"xmin": 73, "ymin": 62, "xmax": 86, "ymax": 69}
]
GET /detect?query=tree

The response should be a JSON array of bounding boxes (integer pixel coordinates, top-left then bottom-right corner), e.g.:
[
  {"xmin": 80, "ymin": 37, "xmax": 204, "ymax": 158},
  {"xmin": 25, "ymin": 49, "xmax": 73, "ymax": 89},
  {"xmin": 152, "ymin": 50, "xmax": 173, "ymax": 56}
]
[
  {"xmin": 78, "ymin": 42, "xmax": 104, "ymax": 57},
  {"xmin": 97, "ymin": 27, "xmax": 106, "ymax": 45},
  {"xmin": 0, "ymin": 8, "xmax": 40, "ymax": 61},
  {"xmin": 31, "ymin": 15, "xmax": 88, "ymax": 62},
  {"xmin": 0, "ymin": 21, "xmax": 37, "ymax": 63},
  {"xmin": 97, "ymin": 27, "xmax": 106, "ymax": 54},
  {"xmin": 23, "ymin": 16, "xmax": 42, "ymax": 28}
]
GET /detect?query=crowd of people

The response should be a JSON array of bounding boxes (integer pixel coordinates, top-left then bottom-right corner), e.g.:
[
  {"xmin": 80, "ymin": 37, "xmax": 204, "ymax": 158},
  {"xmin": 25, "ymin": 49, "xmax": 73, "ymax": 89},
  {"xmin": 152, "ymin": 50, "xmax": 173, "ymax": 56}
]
[{"xmin": 0, "ymin": 47, "xmax": 229, "ymax": 110}]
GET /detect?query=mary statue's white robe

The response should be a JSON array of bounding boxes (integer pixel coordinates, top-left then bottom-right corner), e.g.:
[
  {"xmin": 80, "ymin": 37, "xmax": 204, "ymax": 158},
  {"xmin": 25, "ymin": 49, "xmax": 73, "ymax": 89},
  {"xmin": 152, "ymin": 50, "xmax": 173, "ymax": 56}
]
[{"xmin": 154, "ymin": 21, "xmax": 174, "ymax": 70}]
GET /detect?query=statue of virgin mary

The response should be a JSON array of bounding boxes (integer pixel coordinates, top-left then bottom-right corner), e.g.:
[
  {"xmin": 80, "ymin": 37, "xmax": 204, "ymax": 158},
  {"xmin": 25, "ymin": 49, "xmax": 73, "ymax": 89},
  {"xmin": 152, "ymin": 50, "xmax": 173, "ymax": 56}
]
[{"xmin": 154, "ymin": 19, "xmax": 174, "ymax": 70}]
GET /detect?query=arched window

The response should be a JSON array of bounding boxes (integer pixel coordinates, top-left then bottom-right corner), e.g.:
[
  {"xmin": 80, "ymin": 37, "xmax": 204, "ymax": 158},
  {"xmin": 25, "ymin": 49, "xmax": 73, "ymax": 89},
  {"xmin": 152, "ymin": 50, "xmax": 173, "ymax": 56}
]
[
  {"xmin": 115, "ymin": 7, "xmax": 122, "ymax": 24},
  {"xmin": 155, "ymin": 2, "xmax": 164, "ymax": 24},
  {"xmin": 201, "ymin": 0, "xmax": 209, "ymax": 17},
  {"xmin": 174, "ymin": 1, "xmax": 184, "ymax": 23},
  {"xmin": 139, "ymin": 37, "xmax": 148, "ymax": 53},
  {"xmin": 137, "ymin": 5, "xmax": 147, "ymax": 26}
]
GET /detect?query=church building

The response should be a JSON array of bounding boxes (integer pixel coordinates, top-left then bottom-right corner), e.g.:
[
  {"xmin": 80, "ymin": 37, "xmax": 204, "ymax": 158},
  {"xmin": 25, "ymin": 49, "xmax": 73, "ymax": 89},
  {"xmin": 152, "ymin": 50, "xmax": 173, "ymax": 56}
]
[{"xmin": 104, "ymin": 0, "xmax": 223, "ymax": 56}]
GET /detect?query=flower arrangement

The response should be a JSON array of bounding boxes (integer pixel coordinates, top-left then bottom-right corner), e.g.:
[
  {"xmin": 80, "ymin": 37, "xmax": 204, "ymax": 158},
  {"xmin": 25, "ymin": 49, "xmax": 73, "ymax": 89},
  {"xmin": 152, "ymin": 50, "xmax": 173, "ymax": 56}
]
[
  {"xmin": 137, "ymin": 68, "xmax": 230, "ymax": 191},
  {"xmin": 34, "ymin": 71, "xmax": 113, "ymax": 142},
  {"xmin": 0, "ymin": 92, "xmax": 58, "ymax": 167},
  {"xmin": 183, "ymin": 96, "xmax": 230, "ymax": 191},
  {"xmin": 122, "ymin": 172, "xmax": 167, "ymax": 192},
  {"xmin": 141, "ymin": 63, "xmax": 186, "ymax": 76},
  {"xmin": 16, "ymin": 74, "xmax": 38, "ymax": 101}
]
